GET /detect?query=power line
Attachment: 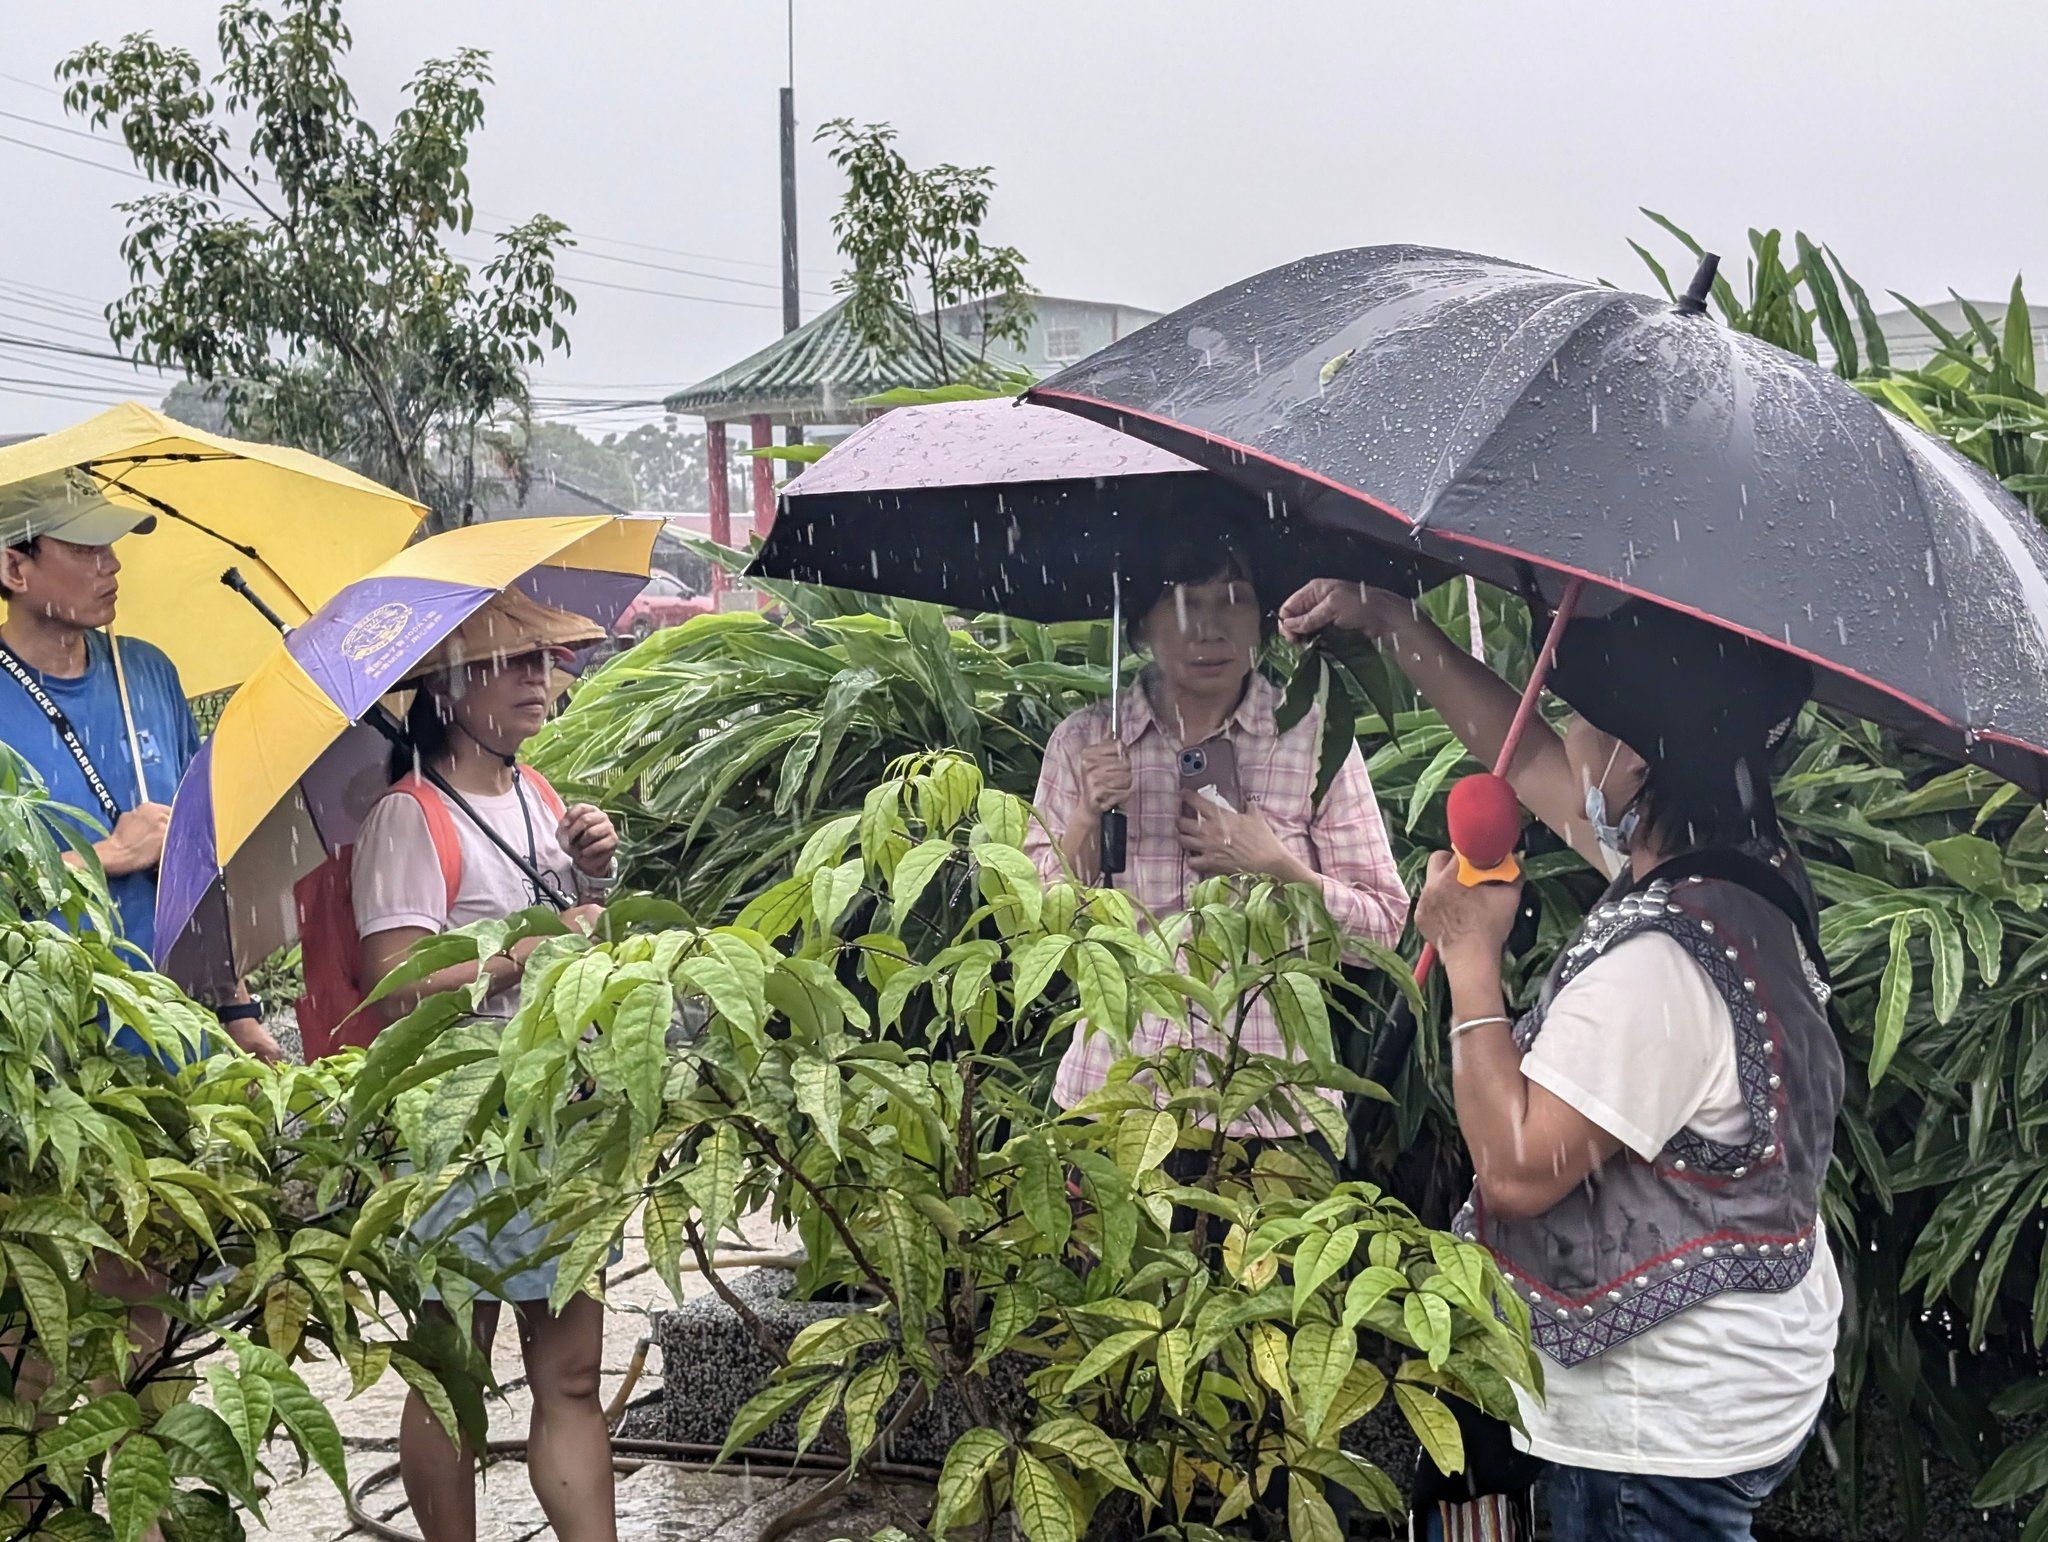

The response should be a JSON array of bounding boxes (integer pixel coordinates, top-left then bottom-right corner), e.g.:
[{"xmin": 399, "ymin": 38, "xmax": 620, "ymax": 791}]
[
  {"xmin": 0, "ymin": 69, "xmax": 60, "ymax": 97},
  {"xmin": 0, "ymin": 333, "xmax": 161, "ymax": 368},
  {"xmin": 0, "ymin": 304, "xmax": 114, "ymax": 345},
  {"xmin": 1, "ymin": 125, "xmax": 813, "ymax": 315},
  {"xmin": 0, "ymin": 94, "xmax": 843, "ymax": 292}
]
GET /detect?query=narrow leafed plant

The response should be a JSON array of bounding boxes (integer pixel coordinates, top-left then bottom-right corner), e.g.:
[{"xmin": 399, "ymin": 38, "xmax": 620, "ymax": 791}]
[
  {"xmin": 0, "ymin": 745, "xmax": 483, "ymax": 1542},
  {"xmin": 353, "ymin": 753, "xmax": 1538, "ymax": 1540}
]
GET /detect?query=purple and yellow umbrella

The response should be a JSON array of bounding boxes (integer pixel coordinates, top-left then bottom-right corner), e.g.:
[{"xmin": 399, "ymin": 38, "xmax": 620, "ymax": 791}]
[{"xmin": 154, "ymin": 514, "xmax": 660, "ymax": 997}]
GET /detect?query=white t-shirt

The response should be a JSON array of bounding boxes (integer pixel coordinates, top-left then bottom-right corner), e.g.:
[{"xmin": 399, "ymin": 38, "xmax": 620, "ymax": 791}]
[
  {"xmin": 1511, "ymin": 932, "xmax": 1841, "ymax": 1477},
  {"xmin": 351, "ymin": 780, "xmax": 579, "ymax": 1017}
]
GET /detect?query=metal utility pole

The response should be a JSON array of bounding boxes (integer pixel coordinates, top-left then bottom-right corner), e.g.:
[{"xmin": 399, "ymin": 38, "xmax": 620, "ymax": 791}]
[{"xmin": 779, "ymin": 1, "xmax": 800, "ymax": 337}]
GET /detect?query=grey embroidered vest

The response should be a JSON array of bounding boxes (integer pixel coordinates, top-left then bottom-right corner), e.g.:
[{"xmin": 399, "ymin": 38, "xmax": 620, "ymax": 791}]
[{"xmin": 1451, "ymin": 870, "xmax": 1844, "ymax": 1367}]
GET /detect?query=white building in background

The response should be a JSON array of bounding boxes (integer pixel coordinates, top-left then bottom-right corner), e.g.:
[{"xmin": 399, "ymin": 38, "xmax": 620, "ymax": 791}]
[
  {"xmin": 1838, "ymin": 298, "xmax": 2048, "ymax": 371},
  {"xmin": 932, "ymin": 295, "xmax": 1164, "ymax": 379}
]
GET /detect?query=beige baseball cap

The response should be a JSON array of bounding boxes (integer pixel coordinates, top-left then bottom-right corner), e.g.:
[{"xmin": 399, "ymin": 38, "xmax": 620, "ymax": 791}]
[{"xmin": 0, "ymin": 468, "xmax": 157, "ymax": 548}]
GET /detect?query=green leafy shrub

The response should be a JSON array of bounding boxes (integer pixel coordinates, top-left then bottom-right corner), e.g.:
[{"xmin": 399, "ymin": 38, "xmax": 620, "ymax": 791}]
[
  {"xmin": 356, "ymin": 753, "xmax": 1536, "ymax": 1539},
  {"xmin": 528, "ymin": 583, "xmax": 1112, "ymax": 917},
  {"xmin": 0, "ymin": 746, "xmax": 482, "ymax": 1541},
  {"xmin": 518, "ymin": 217, "xmax": 2048, "ymax": 1536}
]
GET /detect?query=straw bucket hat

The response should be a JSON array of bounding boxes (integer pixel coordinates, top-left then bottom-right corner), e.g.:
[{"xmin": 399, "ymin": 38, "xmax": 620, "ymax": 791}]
[{"xmin": 403, "ymin": 587, "xmax": 606, "ymax": 683}]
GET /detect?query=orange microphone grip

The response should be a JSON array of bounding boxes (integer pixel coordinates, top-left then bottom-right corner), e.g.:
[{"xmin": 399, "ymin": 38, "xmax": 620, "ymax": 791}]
[{"xmin": 1445, "ymin": 772, "xmax": 1522, "ymax": 886}]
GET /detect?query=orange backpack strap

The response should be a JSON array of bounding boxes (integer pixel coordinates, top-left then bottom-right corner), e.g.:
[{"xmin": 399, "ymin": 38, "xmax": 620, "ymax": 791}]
[
  {"xmin": 391, "ymin": 775, "xmax": 463, "ymax": 911},
  {"xmin": 520, "ymin": 766, "xmax": 567, "ymax": 823}
]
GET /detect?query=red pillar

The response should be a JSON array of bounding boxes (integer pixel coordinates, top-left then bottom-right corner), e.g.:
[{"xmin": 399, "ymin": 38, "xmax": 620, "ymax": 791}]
[
  {"xmin": 705, "ymin": 421, "xmax": 730, "ymax": 594},
  {"xmin": 750, "ymin": 413, "xmax": 775, "ymax": 539}
]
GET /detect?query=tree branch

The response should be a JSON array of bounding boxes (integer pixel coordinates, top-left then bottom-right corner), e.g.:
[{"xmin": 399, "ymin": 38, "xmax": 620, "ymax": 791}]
[{"xmin": 685, "ymin": 1215, "xmax": 786, "ymax": 1367}]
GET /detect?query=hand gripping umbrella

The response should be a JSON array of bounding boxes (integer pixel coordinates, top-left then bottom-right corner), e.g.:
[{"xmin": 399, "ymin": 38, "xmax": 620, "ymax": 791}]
[
  {"xmin": 749, "ymin": 395, "xmax": 1453, "ymax": 879},
  {"xmin": 153, "ymin": 514, "xmax": 661, "ymax": 1002}
]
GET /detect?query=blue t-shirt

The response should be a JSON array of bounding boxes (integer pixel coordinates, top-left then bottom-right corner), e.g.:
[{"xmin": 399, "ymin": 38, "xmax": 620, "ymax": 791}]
[{"xmin": 0, "ymin": 631, "xmax": 199, "ymax": 961}]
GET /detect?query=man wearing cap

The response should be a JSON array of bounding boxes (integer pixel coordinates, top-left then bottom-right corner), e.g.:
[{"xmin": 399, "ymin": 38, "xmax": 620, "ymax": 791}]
[{"xmin": 0, "ymin": 468, "xmax": 279, "ymax": 1060}]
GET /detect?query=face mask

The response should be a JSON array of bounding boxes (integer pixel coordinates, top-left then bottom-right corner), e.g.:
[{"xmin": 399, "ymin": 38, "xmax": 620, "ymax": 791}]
[{"xmin": 1583, "ymin": 740, "xmax": 1640, "ymax": 855}]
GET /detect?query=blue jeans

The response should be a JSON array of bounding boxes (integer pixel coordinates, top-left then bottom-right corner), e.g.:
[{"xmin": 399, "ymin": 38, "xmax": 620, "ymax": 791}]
[
  {"xmin": 1417, "ymin": 1438, "xmax": 1808, "ymax": 1542},
  {"xmin": 1541, "ymin": 1438, "xmax": 1808, "ymax": 1541}
]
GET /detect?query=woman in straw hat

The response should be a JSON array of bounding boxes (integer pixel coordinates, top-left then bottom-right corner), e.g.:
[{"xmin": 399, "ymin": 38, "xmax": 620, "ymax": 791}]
[{"xmin": 352, "ymin": 589, "xmax": 621, "ymax": 1542}]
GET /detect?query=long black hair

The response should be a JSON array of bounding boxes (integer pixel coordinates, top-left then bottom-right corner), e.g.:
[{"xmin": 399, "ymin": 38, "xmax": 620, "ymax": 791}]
[
  {"xmin": 388, "ymin": 683, "xmax": 453, "ymax": 783},
  {"xmin": 1543, "ymin": 599, "xmax": 1812, "ymax": 855}
]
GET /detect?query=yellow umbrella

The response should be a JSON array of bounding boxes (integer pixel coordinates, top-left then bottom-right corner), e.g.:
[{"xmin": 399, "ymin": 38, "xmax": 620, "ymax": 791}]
[
  {"xmin": 0, "ymin": 401, "xmax": 428, "ymax": 696},
  {"xmin": 155, "ymin": 515, "xmax": 660, "ymax": 1000}
]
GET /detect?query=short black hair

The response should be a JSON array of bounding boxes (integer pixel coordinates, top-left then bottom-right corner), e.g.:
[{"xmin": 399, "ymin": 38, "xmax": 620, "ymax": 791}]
[{"xmin": 1122, "ymin": 538, "xmax": 1271, "ymax": 649}]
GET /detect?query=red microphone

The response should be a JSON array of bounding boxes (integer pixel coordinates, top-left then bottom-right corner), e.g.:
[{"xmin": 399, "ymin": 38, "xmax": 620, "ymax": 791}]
[{"xmin": 1444, "ymin": 772, "xmax": 1523, "ymax": 887}]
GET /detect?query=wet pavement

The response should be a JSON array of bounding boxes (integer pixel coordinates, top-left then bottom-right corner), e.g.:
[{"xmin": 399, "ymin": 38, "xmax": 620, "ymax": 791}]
[{"xmin": 244, "ymin": 1207, "xmax": 881, "ymax": 1542}]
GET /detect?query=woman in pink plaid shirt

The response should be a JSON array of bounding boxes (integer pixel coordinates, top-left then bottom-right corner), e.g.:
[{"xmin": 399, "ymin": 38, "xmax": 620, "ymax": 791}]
[{"xmin": 1024, "ymin": 540, "xmax": 1408, "ymax": 1135}]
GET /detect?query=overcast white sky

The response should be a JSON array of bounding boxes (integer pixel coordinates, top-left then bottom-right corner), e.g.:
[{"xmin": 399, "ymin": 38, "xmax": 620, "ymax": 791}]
[{"xmin": 3, "ymin": 0, "xmax": 2045, "ymax": 439}]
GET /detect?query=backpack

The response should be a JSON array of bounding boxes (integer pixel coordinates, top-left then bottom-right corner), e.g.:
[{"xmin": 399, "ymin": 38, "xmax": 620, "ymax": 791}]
[{"xmin": 293, "ymin": 769, "xmax": 567, "ymax": 1059}]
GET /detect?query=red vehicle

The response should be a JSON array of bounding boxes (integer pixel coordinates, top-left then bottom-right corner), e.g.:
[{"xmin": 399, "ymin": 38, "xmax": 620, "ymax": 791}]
[{"xmin": 614, "ymin": 569, "xmax": 711, "ymax": 644}]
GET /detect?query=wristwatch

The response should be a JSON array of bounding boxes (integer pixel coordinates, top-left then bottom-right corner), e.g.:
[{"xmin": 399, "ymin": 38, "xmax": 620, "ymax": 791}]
[
  {"xmin": 576, "ymin": 862, "xmax": 620, "ymax": 901},
  {"xmin": 216, "ymin": 999, "xmax": 265, "ymax": 1025}
]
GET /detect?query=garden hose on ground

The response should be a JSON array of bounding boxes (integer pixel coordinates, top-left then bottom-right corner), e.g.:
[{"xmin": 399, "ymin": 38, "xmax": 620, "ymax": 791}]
[{"xmin": 343, "ymin": 1439, "xmax": 943, "ymax": 1542}]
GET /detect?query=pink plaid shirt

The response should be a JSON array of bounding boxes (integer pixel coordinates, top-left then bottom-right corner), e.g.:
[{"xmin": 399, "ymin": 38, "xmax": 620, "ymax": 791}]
[{"xmin": 1025, "ymin": 670, "xmax": 1407, "ymax": 1135}]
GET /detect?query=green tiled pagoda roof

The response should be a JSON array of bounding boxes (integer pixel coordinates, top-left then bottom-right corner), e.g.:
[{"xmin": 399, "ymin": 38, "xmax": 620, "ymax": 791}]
[{"xmin": 663, "ymin": 298, "xmax": 991, "ymax": 421}]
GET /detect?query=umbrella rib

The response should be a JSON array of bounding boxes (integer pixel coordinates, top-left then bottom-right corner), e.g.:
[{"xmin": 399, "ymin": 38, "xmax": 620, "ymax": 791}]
[
  {"xmin": 85, "ymin": 468, "xmax": 316, "ymax": 620},
  {"xmin": 85, "ymin": 453, "xmax": 241, "ymax": 467},
  {"xmin": 1410, "ymin": 289, "xmax": 1634, "ymax": 535}
]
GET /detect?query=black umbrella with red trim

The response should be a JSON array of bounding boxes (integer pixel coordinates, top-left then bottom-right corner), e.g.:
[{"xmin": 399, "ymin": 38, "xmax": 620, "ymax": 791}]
[{"xmin": 1029, "ymin": 244, "xmax": 2048, "ymax": 796}]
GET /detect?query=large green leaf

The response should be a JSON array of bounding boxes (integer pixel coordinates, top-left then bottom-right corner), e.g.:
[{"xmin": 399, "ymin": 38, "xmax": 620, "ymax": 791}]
[
  {"xmin": 34, "ymin": 1395, "xmax": 140, "ymax": 1472},
  {"xmin": 1393, "ymin": 1382, "xmax": 1465, "ymax": 1475},
  {"xmin": 930, "ymin": 1427, "xmax": 1011, "ymax": 1535},
  {"xmin": 1868, "ymin": 915, "xmax": 1914, "ymax": 1085},
  {"xmin": 1291, "ymin": 1317, "xmax": 1359, "ymax": 1440},
  {"xmin": 1010, "ymin": 1450, "xmax": 1080, "ymax": 1542},
  {"xmin": 1025, "ymin": 1416, "xmax": 1145, "ymax": 1496}
]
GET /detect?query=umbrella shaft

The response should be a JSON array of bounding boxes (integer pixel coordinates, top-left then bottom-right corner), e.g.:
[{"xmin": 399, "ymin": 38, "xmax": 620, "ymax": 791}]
[
  {"xmin": 221, "ymin": 567, "xmax": 291, "ymax": 633},
  {"xmin": 1414, "ymin": 576, "xmax": 1587, "ymax": 986}
]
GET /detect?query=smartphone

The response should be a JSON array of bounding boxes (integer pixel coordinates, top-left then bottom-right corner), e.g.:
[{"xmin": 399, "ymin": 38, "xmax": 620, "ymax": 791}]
[{"xmin": 1178, "ymin": 737, "xmax": 1242, "ymax": 816}]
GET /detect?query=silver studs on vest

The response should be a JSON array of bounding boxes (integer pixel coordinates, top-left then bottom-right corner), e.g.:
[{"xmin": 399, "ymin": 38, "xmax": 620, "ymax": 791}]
[
  {"xmin": 1703, "ymin": 1246, "xmax": 1717, "ymax": 1258},
  {"xmin": 1763, "ymin": 1143, "xmax": 1777, "ymax": 1158},
  {"xmin": 1733, "ymin": 1166, "xmax": 1748, "ymax": 1178},
  {"xmin": 1672, "ymin": 1158, "xmax": 1688, "ymax": 1172},
  {"xmin": 1634, "ymin": 1275, "xmax": 1649, "ymax": 1287},
  {"xmin": 1768, "ymin": 1074, "xmax": 1782, "ymax": 1090}
]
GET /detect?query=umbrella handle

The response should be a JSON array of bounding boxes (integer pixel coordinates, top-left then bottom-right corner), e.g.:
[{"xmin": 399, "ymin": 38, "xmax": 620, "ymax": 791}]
[
  {"xmin": 1098, "ymin": 809, "xmax": 1127, "ymax": 880},
  {"xmin": 1412, "ymin": 575, "xmax": 1586, "ymax": 987},
  {"xmin": 221, "ymin": 567, "xmax": 292, "ymax": 633}
]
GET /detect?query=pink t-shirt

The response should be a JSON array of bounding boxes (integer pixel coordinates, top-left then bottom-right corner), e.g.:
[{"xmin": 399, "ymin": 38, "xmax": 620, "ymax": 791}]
[{"xmin": 351, "ymin": 780, "xmax": 580, "ymax": 1016}]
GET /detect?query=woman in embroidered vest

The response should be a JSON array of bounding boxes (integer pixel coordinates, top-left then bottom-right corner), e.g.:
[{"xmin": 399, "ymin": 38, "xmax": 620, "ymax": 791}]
[
  {"xmin": 352, "ymin": 591, "xmax": 623, "ymax": 1542},
  {"xmin": 1282, "ymin": 582, "xmax": 1844, "ymax": 1542}
]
